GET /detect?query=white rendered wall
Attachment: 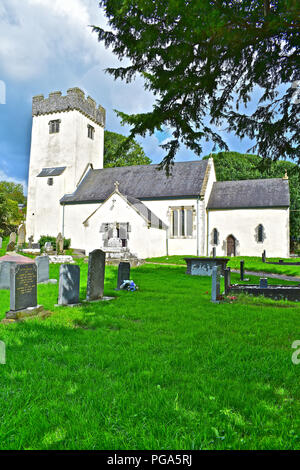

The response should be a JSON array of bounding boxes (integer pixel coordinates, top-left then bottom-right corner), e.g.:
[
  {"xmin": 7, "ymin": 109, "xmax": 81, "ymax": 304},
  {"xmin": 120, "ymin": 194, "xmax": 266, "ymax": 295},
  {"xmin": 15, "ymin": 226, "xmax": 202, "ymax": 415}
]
[
  {"xmin": 63, "ymin": 194, "xmax": 166, "ymax": 258},
  {"xmin": 208, "ymin": 208, "xmax": 290, "ymax": 258},
  {"xmin": 26, "ymin": 110, "xmax": 104, "ymax": 241}
]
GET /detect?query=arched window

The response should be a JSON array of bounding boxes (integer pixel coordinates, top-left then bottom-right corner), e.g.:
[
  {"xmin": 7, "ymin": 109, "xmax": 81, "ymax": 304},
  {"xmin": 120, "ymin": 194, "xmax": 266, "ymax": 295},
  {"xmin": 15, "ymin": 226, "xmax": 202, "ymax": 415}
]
[
  {"xmin": 213, "ymin": 228, "xmax": 218, "ymax": 245},
  {"xmin": 258, "ymin": 224, "xmax": 264, "ymax": 243}
]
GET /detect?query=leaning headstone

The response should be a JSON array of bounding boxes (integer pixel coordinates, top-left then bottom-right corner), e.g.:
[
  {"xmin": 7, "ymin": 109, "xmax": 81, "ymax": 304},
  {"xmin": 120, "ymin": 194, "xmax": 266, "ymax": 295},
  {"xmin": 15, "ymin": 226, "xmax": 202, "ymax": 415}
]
[
  {"xmin": 224, "ymin": 267, "xmax": 231, "ymax": 295},
  {"xmin": 17, "ymin": 224, "xmax": 26, "ymax": 246},
  {"xmin": 9, "ymin": 232, "xmax": 17, "ymax": 244},
  {"xmin": 86, "ymin": 249, "xmax": 106, "ymax": 301},
  {"xmin": 35, "ymin": 256, "xmax": 49, "ymax": 283},
  {"xmin": 262, "ymin": 250, "xmax": 266, "ymax": 263},
  {"xmin": 211, "ymin": 266, "xmax": 221, "ymax": 303},
  {"xmin": 240, "ymin": 260, "xmax": 244, "ymax": 281},
  {"xmin": 7, "ymin": 264, "xmax": 37, "ymax": 317},
  {"xmin": 6, "ymin": 241, "xmax": 16, "ymax": 252},
  {"xmin": 57, "ymin": 264, "xmax": 80, "ymax": 306},
  {"xmin": 116, "ymin": 262, "xmax": 131, "ymax": 290},
  {"xmin": 56, "ymin": 233, "xmax": 64, "ymax": 254},
  {"xmin": 259, "ymin": 278, "xmax": 268, "ymax": 288}
]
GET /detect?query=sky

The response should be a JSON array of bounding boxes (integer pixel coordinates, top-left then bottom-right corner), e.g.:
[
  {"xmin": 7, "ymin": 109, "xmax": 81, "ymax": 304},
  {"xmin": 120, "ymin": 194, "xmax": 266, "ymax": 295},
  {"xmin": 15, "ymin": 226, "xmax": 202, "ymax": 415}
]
[{"xmin": 0, "ymin": 0, "xmax": 258, "ymax": 194}]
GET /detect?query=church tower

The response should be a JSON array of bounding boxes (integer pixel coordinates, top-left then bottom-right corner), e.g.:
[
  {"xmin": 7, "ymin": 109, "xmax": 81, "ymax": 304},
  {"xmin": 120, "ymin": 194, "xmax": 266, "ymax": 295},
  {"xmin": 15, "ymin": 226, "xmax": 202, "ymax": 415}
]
[{"xmin": 26, "ymin": 88, "xmax": 106, "ymax": 242}]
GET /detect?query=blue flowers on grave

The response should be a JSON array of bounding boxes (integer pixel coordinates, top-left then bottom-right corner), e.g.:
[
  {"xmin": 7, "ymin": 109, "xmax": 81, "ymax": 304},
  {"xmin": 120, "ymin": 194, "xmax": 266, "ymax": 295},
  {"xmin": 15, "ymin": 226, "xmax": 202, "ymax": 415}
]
[{"xmin": 120, "ymin": 280, "xmax": 138, "ymax": 291}]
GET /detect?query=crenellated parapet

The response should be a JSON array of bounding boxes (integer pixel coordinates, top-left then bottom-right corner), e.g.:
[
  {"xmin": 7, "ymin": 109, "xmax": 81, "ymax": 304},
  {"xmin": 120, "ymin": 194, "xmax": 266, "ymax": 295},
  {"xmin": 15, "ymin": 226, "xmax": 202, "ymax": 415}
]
[{"xmin": 32, "ymin": 87, "xmax": 106, "ymax": 127}]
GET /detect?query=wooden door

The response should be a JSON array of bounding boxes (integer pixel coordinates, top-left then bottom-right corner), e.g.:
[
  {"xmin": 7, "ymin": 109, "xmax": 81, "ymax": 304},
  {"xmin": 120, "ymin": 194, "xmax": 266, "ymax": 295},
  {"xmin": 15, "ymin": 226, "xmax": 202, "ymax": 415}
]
[{"xmin": 227, "ymin": 235, "xmax": 236, "ymax": 257}]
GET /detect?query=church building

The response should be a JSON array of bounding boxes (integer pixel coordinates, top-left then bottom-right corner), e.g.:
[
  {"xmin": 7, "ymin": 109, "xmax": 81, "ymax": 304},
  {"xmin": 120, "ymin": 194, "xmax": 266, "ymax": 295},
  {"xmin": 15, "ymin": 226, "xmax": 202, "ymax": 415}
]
[{"xmin": 26, "ymin": 88, "xmax": 290, "ymax": 259}]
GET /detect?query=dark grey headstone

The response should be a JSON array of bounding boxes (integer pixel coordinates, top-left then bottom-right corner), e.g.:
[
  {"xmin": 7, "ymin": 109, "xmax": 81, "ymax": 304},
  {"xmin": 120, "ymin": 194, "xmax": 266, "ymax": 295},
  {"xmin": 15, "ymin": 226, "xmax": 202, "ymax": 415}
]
[
  {"xmin": 212, "ymin": 247, "xmax": 216, "ymax": 258},
  {"xmin": 86, "ymin": 249, "xmax": 105, "ymax": 301},
  {"xmin": 0, "ymin": 262, "xmax": 14, "ymax": 289},
  {"xmin": 10, "ymin": 263, "xmax": 37, "ymax": 311},
  {"xmin": 116, "ymin": 262, "xmax": 130, "ymax": 290},
  {"xmin": 211, "ymin": 266, "xmax": 221, "ymax": 303},
  {"xmin": 58, "ymin": 264, "xmax": 80, "ymax": 305},
  {"xmin": 240, "ymin": 260, "xmax": 245, "ymax": 281},
  {"xmin": 35, "ymin": 256, "xmax": 49, "ymax": 283},
  {"xmin": 32, "ymin": 243, "xmax": 40, "ymax": 250},
  {"xmin": 224, "ymin": 267, "xmax": 231, "ymax": 295},
  {"xmin": 259, "ymin": 278, "xmax": 268, "ymax": 288},
  {"xmin": 262, "ymin": 250, "xmax": 266, "ymax": 263}
]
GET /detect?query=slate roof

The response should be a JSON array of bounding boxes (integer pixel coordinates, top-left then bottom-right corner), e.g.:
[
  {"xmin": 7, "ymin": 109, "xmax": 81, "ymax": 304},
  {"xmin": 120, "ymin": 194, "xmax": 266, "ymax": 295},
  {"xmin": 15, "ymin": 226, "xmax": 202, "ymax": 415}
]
[
  {"xmin": 207, "ymin": 179, "xmax": 290, "ymax": 209},
  {"xmin": 126, "ymin": 195, "xmax": 167, "ymax": 229},
  {"xmin": 60, "ymin": 160, "xmax": 209, "ymax": 203},
  {"xmin": 37, "ymin": 167, "xmax": 66, "ymax": 177}
]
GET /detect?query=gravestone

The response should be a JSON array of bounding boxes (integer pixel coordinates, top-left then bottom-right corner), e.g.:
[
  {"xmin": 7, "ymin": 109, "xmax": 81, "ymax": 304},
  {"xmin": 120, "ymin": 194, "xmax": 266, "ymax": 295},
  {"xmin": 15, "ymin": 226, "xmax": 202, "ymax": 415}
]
[
  {"xmin": 58, "ymin": 264, "xmax": 80, "ymax": 305},
  {"xmin": 0, "ymin": 237, "xmax": 2, "ymax": 249},
  {"xmin": 212, "ymin": 247, "xmax": 216, "ymax": 258},
  {"xmin": 262, "ymin": 250, "xmax": 266, "ymax": 263},
  {"xmin": 211, "ymin": 266, "xmax": 221, "ymax": 303},
  {"xmin": 116, "ymin": 262, "xmax": 131, "ymax": 290},
  {"xmin": 9, "ymin": 264, "xmax": 37, "ymax": 312},
  {"xmin": 86, "ymin": 249, "xmax": 106, "ymax": 301},
  {"xmin": 44, "ymin": 242, "xmax": 53, "ymax": 252},
  {"xmin": 17, "ymin": 224, "xmax": 26, "ymax": 246},
  {"xmin": 0, "ymin": 262, "xmax": 13, "ymax": 289},
  {"xmin": 56, "ymin": 233, "xmax": 64, "ymax": 254},
  {"xmin": 259, "ymin": 278, "xmax": 268, "ymax": 288},
  {"xmin": 32, "ymin": 243, "xmax": 40, "ymax": 250},
  {"xmin": 240, "ymin": 260, "xmax": 245, "ymax": 281},
  {"xmin": 224, "ymin": 267, "xmax": 231, "ymax": 295},
  {"xmin": 35, "ymin": 256, "xmax": 49, "ymax": 283},
  {"xmin": 6, "ymin": 241, "xmax": 15, "ymax": 252},
  {"xmin": 9, "ymin": 232, "xmax": 17, "ymax": 244},
  {"xmin": 28, "ymin": 236, "xmax": 34, "ymax": 249}
]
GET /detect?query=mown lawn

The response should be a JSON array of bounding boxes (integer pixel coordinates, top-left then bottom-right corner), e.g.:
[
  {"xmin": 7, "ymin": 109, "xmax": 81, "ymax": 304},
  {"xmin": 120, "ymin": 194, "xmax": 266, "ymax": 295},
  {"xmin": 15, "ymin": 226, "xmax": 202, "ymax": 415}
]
[
  {"xmin": 146, "ymin": 255, "xmax": 300, "ymax": 277},
  {"xmin": 0, "ymin": 257, "xmax": 299, "ymax": 450}
]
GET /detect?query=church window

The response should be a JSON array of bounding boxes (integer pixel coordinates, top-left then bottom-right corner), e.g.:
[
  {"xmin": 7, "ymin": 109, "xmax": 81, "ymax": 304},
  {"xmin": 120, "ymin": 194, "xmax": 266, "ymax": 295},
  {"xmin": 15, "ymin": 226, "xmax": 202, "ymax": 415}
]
[
  {"xmin": 47, "ymin": 178, "xmax": 53, "ymax": 186},
  {"xmin": 171, "ymin": 207, "xmax": 193, "ymax": 237},
  {"xmin": 88, "ymin": 124, "xmax": 95, "ymax": 139},
  {"xmin": 213, "ymin": 228, "xmax": 219, "ymax": 245},
  {"xmin": 258, "ymin": 224, "xmax": 264, "ymax": 242},
  {"xmin": 49, "ymin": 119, "xmax": 60, "ymax": 134}
]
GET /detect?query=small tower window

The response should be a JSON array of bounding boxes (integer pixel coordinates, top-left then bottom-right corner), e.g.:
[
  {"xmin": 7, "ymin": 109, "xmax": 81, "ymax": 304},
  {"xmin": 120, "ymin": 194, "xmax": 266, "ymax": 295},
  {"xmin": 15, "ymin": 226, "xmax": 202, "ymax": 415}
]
[
  {"xmin": 87, "ymin": 124, "xmax": 95, "ymax": 139},
  {"xmin": 49, "ymin": 119, "xmax": 61, "ymax": 134},
  {"xmin": 47, "ymin": 177, "xmax": 54, "ymax": 186}
]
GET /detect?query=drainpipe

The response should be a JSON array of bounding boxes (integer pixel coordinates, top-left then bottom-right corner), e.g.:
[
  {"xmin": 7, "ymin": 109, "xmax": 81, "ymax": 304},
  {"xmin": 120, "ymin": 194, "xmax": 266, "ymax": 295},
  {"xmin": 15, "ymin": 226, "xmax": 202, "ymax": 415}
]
[
  {"xmin": 206, "ymin": 210, "xmax": 209, "ymax": 256},
  {"xmin": 62, "ymin": 204, "xmax": 65, "ymax": 239},
  {"xmin": 197, "ymin": 197, "xmax": 200, "ymax": 256}
]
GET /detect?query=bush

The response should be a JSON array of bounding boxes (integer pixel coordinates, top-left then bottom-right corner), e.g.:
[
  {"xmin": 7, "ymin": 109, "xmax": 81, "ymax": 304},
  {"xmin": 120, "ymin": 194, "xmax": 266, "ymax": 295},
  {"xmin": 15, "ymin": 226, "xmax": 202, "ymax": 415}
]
[
  {"xmin": 0, "ymin": 224, "xmax": 19, "ymax": 237},
  {"xmin": 38, "ymin": 235, "xmax": 71, "ymax": 251}
]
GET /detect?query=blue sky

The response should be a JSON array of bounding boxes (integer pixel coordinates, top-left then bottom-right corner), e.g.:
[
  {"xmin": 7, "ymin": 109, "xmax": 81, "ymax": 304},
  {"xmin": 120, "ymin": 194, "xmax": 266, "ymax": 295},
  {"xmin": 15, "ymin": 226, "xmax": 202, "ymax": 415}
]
[{"xmin": 0, "ymin": 0, "xmax": 258, "ymax": 194}]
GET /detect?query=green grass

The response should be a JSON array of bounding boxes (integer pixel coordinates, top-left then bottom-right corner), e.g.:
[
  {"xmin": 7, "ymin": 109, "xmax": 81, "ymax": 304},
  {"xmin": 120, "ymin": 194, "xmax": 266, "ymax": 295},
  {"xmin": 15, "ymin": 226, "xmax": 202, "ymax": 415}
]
[
  {"xmin": 0, "ymin": 259, "xmax": 299, "ymax": 450},
  {"xmin": 146, "ymin": 255, "xmax": 300, "ymax": 277}
]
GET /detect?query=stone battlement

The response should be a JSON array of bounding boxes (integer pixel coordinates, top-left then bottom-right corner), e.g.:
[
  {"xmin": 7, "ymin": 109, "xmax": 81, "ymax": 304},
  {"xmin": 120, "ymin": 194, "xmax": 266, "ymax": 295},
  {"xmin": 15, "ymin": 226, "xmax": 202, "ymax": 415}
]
[{"xmin": 32, "ymin": 87, "xmax": 106, "ymax": 127}]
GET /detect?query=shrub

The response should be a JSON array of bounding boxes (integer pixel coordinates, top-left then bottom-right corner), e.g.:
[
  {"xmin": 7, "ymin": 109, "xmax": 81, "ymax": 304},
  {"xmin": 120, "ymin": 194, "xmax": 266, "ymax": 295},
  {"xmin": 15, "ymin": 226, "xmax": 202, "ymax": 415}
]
[{"xmin": 38, "ymin": 235, "xmax": 71, "ymax": 251}]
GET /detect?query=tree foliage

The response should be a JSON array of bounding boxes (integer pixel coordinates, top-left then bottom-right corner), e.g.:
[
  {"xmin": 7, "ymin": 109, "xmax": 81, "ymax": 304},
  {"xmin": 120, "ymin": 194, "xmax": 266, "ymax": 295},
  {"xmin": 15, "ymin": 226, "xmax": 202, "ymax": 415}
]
[
  {"xmin": 104, "ymin": 130, "xmax": 152, "ymax": 167},
  {"xmin": 204, "ymin": 151, "xmax": 300, "ymax": 245},
  {"xmin": 0, "ymin": 181, "xmax": 26, "ymax": 234},
  {"xmin": 93, "ymin": 0, "xmax": 299, "ymax": 171}
]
